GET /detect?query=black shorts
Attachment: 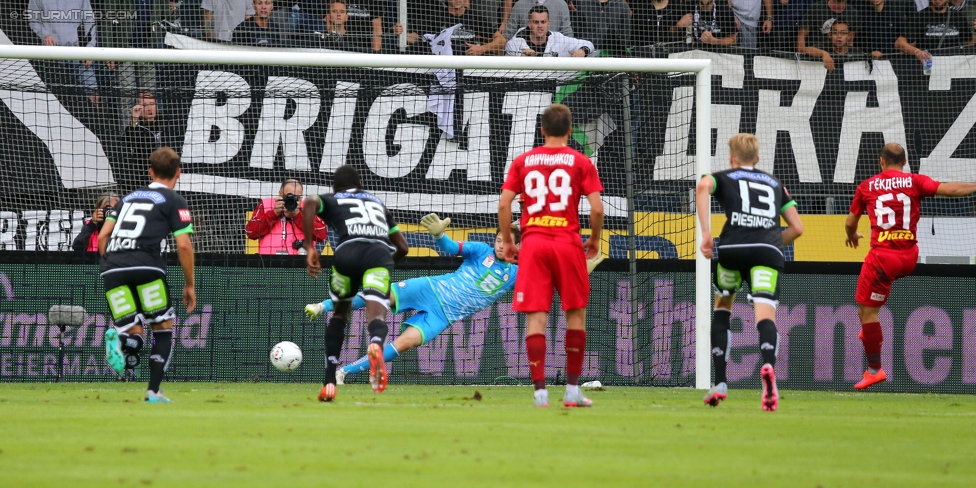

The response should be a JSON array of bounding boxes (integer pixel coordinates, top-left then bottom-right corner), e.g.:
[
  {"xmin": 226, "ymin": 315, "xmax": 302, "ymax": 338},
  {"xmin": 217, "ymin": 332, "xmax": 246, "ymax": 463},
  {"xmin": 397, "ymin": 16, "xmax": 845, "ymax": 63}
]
[
  {"xmin": 330, "ymin": 241, "xmax": 395, "ymax": 305},
  {"xmin": 712, "ymin": 245, "xmax": 784, "ymax": 306},
  {"xmin": 101, "ymin": 267, "xmax": 176, "ymax": 330}
]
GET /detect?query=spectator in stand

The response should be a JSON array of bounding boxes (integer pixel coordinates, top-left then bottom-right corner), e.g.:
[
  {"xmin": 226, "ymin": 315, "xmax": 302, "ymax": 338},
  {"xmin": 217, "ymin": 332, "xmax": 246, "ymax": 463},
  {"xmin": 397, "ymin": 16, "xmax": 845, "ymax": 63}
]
[
  {"xmin": 348, "ymin": 1, "xmax": 388, "ymax": 53},
  {"xmin": 798, "ymin": 19, "xmax": 864, "ymax": 71},
  {"xmin": 505, "ymin": 0, "xmax": 573, "ymax": 40},
  {"xmin": 72, "ymin": 192, "xmax": 120, "ymax": 252},
  {"xmin": 766, "ymin": 0, "xmax": 816, "ymax": 51},
  {"xmin": 119, "ymin": 91, "xmax": 162, "ymax": 194},
  {"xmin": 28, "ymin": 0, "xmax": 102, "ymax": 104},
  {"xmin": 675, "ymin": 0, "xmax": 738, "ymax": 47},
  {"xmin": 95, "ymin": 0, "xmax": 173, "ymax": 126},
  {"xmin": 505, "ymin": 5, "xmax": 594, "ymax": 56},
  {"xmin": 471, "ymin": 0, "xmax": 514, "ymax": 37},
  {"xmin": 231, "ymin": 0, "xmax": 289, "ymax": 46},
  {"xmin": 857, "ymin": 0, "xmax": 907, "ymax": 58},
  {"xmin": 246, "ymin": 179, "xmax": 327, "ymax": 255},
  {"xmin": 574, "ymin": 0, "xmax": 631, "ymax": 56},
  {"xmin": 201, "ymin": 0, "xmax": 254, "ymax": 41},
  {"xmin": 314, "ymin": 0, "xmax": 363, "ymax": 51},
  {"xmin": 797, "ymin": 0, "xmax": 858, "ymax": 51},
  {"xmin": 728, "ymin": 0, "xmax": 773, "ymax": 48},
  {"xmin": 630, "ymin": 0, "xmax": 692, "ymax": 48},
  {"xmin": 395, "ymin": 0, "xmax": 507, "ymax": 55},
  {"xmin": 896, "ymin": 0, "xmax": 975, "ymax": 66}
]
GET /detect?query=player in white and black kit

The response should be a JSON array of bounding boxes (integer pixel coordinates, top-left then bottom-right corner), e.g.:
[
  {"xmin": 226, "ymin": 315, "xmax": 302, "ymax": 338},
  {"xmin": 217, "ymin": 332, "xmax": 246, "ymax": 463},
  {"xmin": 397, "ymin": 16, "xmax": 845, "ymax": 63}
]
[
  {"xmin": 302, "ymin": 165, "xmax": 409, "ymax": 402},
  {"xmin": 99, "ymin": 147, "xmax": 196, "ymax": 404},
  {"xmin": 695, "ymin": 134, "xmax": 804, "ymax": 412}
]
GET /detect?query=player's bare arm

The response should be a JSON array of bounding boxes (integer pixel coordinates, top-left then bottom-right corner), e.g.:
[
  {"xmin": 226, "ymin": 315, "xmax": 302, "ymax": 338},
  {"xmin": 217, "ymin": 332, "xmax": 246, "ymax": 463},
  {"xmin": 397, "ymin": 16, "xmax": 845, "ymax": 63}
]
[
  {"xmin": 844, "ymin": 212, "xmax": 862, "ymax": 248},
  {"xmin": 935, "ymin": 182, "xmax": 976, "ymax": 197},
  {"xmin": 97, "ymin": 218, "xmax": 115, "ymax": 256},
  {"xmin": 390, "ymin": 230, "xmax": 409, "ymax": 262},
  {"xmin": 780, "ymin": 206, "xmax": 804, "ymax": 246},
  {"xmin": 498, "ymin": 189, "xmax": 519, "ymax": 262},
  {"xmin": 302, "ymin": 195, "xmax": 322, "ymax": 277},
  {"xmin": 583, "ymin": 192, "xmax": 604, "ymax": 260},
  {"xmin": 695, "ymin": 175, "xmax": 715, "ymax": 259},
  {"xmin": 175, "ymin": 233, "xmax": 196, "ymax": 313}
]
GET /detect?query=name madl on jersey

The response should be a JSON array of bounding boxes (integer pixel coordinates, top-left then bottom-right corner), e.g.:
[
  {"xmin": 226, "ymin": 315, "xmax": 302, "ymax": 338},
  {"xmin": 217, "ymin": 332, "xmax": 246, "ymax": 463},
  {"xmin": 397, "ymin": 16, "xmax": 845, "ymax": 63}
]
[
  {"xmin": 105, "ymin": 236, "xmax": 138, "ymax": 252},
  {"xmin": 730, "ymin": 211, "xmax": 778, "ymax": 229}
]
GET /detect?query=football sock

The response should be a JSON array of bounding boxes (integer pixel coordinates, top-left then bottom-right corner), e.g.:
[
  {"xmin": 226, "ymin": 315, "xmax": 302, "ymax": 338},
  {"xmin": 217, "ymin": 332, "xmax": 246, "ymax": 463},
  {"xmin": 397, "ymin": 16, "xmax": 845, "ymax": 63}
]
[
  {"xmin": 757, "ymin": 319, "xmax": 778, "ymax": 367},
  {"xmin": 147, "ymin": 330, "xmax": 172, "ymax": 393},
  {"xmin": 119, "ymin": 333, "xmax": 144, "ymax": 354},
  {"xmin": 320, "ymin": 294, "xmax": 366, "ymax": 312},
  {"xmin": 565, "ymin": 329, "xmax": 586, "ymax": 386},
  {"xmin": 120, "ymin": 333, "xmax": 144, "ymax": 370},
  {"xmin": 711, "ymin": 309, "xmax": 731, "ymax": 385},
  {"xmin": 565, "ymin": 384, "xmax": 580, "ymax": 397},
  {"xmin": 367, "ymin": 319, "xmax": 388, "ymax": 344},
  {"xmin": 324, "ymin": 317, "xmax": 346, "ymax": 384},
  {"xmin": 860, "ymin": 321, "xmax": 883, "ymax": 370},
  {"xmin": 340, "ymin": 343, "xmax": 401, "ymax": 375},
  {"xmin": 526, "ymin": 333, "xmax": 546, "ymax": 390}
]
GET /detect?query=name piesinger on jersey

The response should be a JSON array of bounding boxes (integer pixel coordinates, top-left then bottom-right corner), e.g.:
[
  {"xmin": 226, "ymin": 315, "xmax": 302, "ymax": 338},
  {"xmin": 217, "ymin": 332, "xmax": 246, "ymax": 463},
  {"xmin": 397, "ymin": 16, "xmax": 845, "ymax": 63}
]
[{"xmin": 730, "ymin": 211, "xmax": 778, "ymax": 229}]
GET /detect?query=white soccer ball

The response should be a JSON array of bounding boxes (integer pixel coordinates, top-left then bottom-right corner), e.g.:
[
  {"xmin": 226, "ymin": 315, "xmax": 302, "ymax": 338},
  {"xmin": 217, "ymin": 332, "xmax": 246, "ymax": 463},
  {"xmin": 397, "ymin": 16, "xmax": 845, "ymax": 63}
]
[{"xmin": 270, "ymin": 341, "xmax": 303, "ymax": 372}]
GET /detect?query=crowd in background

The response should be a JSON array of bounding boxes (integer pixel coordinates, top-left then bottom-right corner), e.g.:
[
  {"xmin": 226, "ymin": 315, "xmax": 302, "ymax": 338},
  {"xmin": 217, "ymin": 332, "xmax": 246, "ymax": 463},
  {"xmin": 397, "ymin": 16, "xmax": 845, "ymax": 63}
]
[{"xmin": 7, "ymin": 0, "xmax": 975, "ymax": 173}]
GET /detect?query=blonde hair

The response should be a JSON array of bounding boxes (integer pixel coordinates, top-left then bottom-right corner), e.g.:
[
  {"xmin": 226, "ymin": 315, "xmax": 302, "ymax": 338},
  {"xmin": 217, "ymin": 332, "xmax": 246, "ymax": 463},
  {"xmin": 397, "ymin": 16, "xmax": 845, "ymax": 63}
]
[
  {"xmin": 95, "ymin": 191, "xmax": 120, "ymax": 210},
  {"xmin": 729, "ymin": 133, "xmax": 760, "ymax": 165}
]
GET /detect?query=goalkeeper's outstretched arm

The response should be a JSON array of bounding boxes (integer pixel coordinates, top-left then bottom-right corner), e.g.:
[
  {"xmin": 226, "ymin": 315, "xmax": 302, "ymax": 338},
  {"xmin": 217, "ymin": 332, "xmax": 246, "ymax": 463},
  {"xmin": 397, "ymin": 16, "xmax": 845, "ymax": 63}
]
[{"xmin": 421, "ymin": 213, "xmax": 461, "ymax": 255}]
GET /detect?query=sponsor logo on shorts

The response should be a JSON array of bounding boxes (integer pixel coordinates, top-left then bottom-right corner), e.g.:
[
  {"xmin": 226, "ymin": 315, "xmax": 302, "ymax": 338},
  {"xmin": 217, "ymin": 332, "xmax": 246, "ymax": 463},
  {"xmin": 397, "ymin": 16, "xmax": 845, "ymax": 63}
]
[
  {"xmin": 398, "ymin": 281, "xmax": 406, "ymax": 288},
  {"xmin": 178, "ymin": 208, "xmax": 192, "ymax": 222},
  {"xmin": 871, "ymin": 292, "xmax": 886, "ymax": 301},
  {"xmin": 516, "ymin": 292, "xmax": 523, "ymax": 302},
  {"xmin": 525, "ymin": 216, "xmax": 568, "ymax": 227},
  {"xmin": 877, "ymin": 229, "xmax": 914, "ymax": 243}
]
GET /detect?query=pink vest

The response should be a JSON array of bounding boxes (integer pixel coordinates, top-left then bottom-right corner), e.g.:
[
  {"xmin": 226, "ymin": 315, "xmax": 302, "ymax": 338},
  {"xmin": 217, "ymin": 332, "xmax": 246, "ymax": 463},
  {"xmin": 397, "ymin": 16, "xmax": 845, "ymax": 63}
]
[{"xmin": 255, "ymin": 197, "xmax": 306, "ymax": 255}]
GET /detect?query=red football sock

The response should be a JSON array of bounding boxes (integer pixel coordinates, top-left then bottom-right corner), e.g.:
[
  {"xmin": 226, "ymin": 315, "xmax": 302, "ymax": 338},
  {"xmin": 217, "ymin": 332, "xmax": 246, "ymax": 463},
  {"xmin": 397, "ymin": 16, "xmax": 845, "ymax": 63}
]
[
  {"xmin": 565, "ymin": 329, "xmax": 586, "ymax": 386},
  {"xmin": 526, "ymin": 333, "xmax": 546, "ymax": 390},
  {"xmin": 860, "ymin": 322, "xmax": 883, "ymax": 370}
]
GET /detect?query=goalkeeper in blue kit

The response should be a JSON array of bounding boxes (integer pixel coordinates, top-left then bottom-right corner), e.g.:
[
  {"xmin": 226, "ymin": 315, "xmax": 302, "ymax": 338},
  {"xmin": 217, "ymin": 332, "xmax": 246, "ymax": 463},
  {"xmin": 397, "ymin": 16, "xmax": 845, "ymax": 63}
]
[{"xmin": 305, "ymin": 213, "xmax": 521, "ymax": 384}]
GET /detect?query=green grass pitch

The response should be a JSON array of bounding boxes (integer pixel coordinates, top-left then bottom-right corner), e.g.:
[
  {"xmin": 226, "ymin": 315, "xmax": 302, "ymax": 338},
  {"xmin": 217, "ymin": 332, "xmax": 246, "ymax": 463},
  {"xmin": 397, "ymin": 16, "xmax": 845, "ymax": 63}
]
[{"xmin": 1, "ymin": 383, "xmax": 974, "ymax": 487}]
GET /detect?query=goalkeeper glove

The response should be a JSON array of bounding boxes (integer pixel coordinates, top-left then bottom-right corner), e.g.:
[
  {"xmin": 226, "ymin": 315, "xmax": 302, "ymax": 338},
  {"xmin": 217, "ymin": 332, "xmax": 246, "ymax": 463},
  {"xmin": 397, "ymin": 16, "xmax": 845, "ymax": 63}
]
[
  {"xmin": 586, "ymin": 252, "xmax": 605, "ymax": 274},
  {"xmin": 420, "ymin": 213, "xmax": 451, "ymax": 239}
]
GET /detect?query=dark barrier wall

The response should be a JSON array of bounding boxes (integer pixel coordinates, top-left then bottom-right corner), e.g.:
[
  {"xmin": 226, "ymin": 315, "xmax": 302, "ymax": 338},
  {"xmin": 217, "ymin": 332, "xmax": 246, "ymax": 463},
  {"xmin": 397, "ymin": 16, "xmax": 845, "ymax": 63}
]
[{"xmin": 3, "ymin": 260, "xmax": 974, "ymax": 393}]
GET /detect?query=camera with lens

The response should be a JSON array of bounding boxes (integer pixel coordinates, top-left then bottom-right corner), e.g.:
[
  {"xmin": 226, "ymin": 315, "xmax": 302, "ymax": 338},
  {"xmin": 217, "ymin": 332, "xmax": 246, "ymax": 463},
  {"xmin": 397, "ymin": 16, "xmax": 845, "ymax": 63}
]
[
  {"xmin": 101, "ymin": 205, "xmax": 115, "ymax": 220},
  {"xmin": 292, "ymin": 239, "xmax": 305, "ymax": 250},
  {"xmin": 282, "ymin": 193, "xmax": 300, "ymax": 212}
]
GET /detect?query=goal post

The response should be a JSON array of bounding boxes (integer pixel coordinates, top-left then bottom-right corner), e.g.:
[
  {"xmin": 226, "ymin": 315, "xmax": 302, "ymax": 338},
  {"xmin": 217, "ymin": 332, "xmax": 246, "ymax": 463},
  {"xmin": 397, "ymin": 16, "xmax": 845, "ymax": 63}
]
[{"xmin": 0, "ymin": 44, "xmax": 712, "ymax": 389}]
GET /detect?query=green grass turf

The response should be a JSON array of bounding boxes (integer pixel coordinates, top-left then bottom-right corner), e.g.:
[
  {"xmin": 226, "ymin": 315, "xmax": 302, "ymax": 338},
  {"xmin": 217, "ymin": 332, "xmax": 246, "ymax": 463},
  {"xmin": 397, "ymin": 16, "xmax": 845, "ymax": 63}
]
[{"xmin": 0, "ymin": 383, "xmax": 974, "ymax": 488}]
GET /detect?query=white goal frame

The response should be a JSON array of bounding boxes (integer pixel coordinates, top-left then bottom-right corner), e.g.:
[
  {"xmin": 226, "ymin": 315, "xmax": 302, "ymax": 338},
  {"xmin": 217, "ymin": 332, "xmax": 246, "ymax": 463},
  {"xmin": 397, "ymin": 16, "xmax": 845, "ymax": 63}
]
[{"xmin": 0, "ymin": 45, "xmax": 713, "ymax": 389}]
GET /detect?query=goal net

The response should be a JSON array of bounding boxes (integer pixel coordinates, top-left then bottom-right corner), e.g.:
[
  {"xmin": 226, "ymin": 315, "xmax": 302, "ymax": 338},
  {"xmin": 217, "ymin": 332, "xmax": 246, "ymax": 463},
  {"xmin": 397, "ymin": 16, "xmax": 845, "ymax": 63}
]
[{"xmin": 0, "ymin": 35, "xmax": 711, "ymax": 388}]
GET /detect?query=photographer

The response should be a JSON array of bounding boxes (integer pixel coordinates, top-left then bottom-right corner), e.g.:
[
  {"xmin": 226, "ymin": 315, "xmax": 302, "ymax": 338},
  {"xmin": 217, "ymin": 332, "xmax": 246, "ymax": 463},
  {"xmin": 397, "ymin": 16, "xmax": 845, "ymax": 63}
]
[
  {"xmin": 73, "ymin": 192, "xmax": 121, "ymax": 252},
  {"xmin": 245, "ymin": 179, "xmax": 327, "ymax": 255}
]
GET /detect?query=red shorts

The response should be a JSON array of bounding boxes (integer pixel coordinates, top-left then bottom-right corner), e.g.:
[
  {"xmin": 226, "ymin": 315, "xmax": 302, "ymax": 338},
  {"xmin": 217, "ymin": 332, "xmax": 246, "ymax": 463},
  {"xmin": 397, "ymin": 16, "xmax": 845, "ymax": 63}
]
[
  {"xmin": 512, "ymin": 236, "xmax": 590, "ymax": 312},
  {"xmin": 855, "ymin": 247, "xmax": 918, "ymax": 308}
]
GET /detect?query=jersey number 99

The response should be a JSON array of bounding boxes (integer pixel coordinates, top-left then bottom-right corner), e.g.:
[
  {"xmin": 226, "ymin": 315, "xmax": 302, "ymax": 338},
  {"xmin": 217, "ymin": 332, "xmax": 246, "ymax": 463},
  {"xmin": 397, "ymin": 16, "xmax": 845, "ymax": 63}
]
[{"xmin": 524, "ymin": 169, "xmax": 573, "ymax": 214}]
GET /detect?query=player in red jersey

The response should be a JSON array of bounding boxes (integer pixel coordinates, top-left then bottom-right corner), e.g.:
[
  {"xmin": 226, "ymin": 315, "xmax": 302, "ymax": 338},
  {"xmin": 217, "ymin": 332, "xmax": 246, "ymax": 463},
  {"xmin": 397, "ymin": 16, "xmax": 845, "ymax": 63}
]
[
  {"xmin": 498, "ymin": 104, "xmax": 604, "ymax": 408},
  {"xmin": 846, "ymin": 143, "xmax": 976, "ymax": 389}
]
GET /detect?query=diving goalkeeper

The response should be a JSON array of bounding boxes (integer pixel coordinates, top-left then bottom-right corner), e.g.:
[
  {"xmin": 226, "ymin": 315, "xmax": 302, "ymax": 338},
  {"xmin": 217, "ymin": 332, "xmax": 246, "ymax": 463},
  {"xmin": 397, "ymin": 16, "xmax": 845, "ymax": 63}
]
[{"xmin": 306, "ymin": 213, "xmax": 522, "ymax": 384}]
